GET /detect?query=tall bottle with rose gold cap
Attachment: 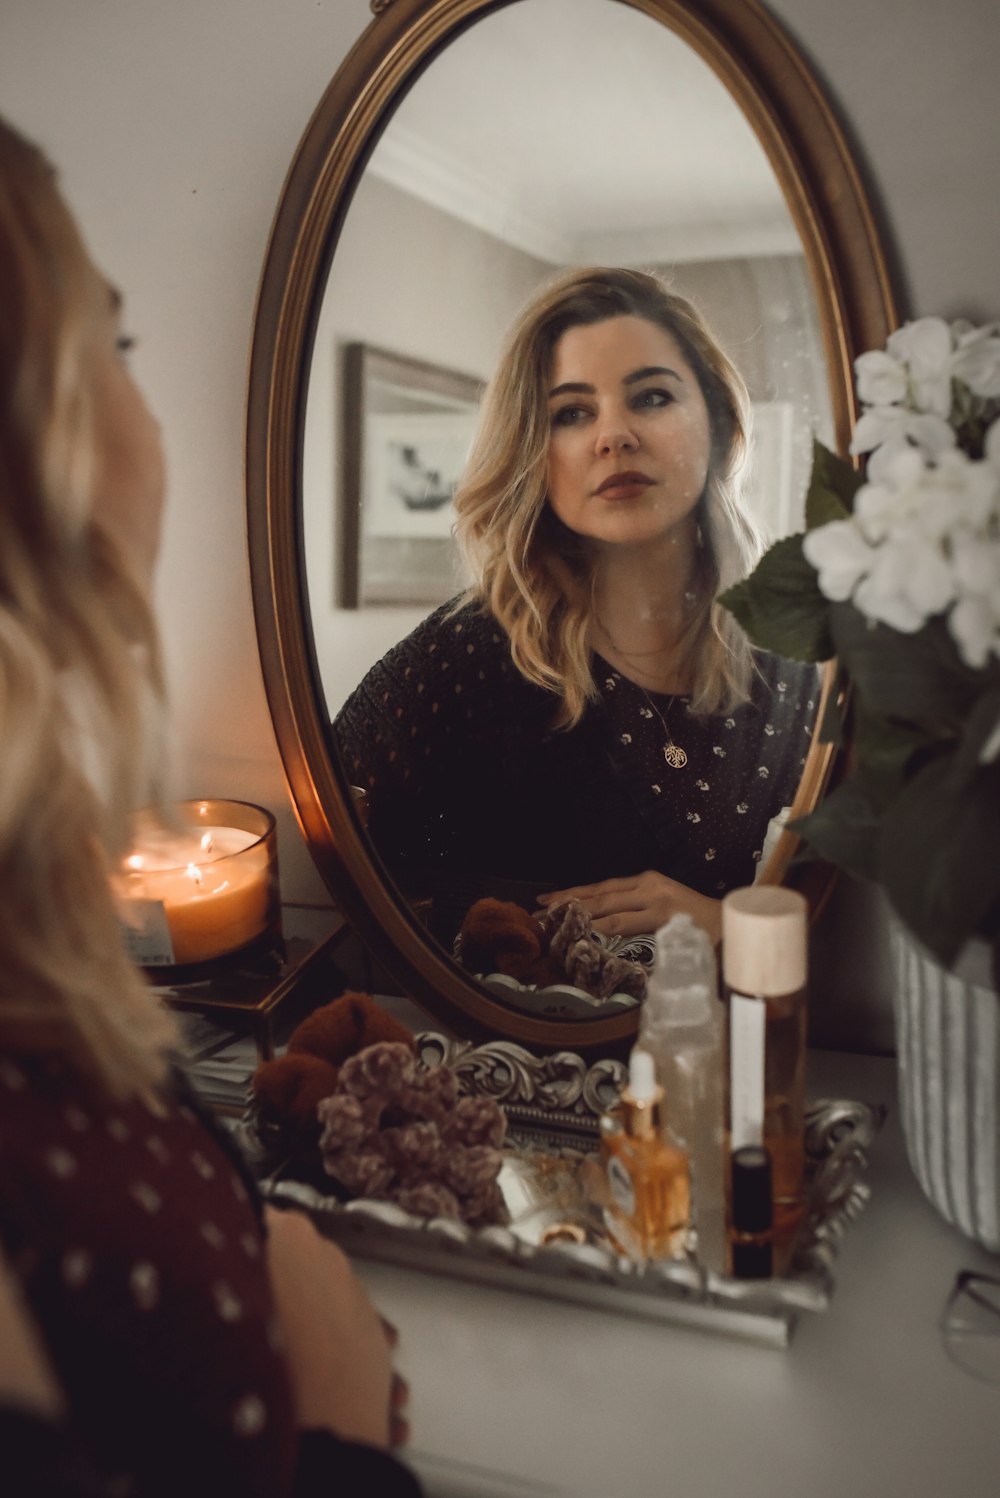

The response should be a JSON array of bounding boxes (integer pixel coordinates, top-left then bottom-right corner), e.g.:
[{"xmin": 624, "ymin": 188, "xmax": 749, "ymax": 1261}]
[{"xmin": 722, "ymin": 885, "xmax": 809, "ymax": 1261}]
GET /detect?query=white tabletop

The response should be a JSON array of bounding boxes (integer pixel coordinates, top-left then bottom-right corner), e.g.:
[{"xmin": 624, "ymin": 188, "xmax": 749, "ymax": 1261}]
[{"xmin": 352, "ymin": 1047, "xmax": 999, "ymax": 1498}]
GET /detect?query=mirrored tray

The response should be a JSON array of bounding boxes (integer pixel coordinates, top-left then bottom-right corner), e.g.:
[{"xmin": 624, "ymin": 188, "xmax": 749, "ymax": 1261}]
[
  {"xmin": 242, "ymin": 1032, "xmax": 883, "ymax": 1348},
  {"xmin": 461, "ymin": 933, "xmax": 657, "ymax": 1019}
]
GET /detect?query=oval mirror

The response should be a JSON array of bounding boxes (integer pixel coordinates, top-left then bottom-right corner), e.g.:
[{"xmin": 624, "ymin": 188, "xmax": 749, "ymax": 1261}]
[{"xmin": 246, "ymin": 0, "xmax": 897, "ymax": 1050}]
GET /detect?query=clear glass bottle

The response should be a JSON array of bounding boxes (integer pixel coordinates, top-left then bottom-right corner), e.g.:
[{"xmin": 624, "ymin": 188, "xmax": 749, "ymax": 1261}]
[
  {"xmin": 600, "ymin": 1048, "xmax": 690, "ymax": 1263},
  {"xmin": 722, "ymin": 886, "xmax": 808, "ymax": 1262},
  {"xmin": 639, "ymin": 913, "xmax": 726, "ymax": 1273}
]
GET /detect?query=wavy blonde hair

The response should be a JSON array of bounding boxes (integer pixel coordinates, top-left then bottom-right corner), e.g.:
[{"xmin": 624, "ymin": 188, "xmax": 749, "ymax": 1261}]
[
  {"xmin": 0, "ymin": 118, "xmax": 178, "ymax": 1096},
  {"xmin": 453, "ymin": 266, "xmax": 764, "ymax": 724}
]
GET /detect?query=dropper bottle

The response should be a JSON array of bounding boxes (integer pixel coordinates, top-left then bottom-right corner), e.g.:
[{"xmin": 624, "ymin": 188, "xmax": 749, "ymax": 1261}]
[
  {"xmin": 638, "ymin": 913, "xmax": 726, "ymax": 1273},
  {"xmin": 599, "ymin": 1047, "xmax": 690, "ymax": 1262}
]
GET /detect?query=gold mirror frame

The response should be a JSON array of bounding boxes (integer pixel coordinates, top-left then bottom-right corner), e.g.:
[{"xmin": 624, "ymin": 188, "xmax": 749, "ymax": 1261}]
[{"xmin": 246, "ymin": 0, "xmax": 898, "ymax": 1050}]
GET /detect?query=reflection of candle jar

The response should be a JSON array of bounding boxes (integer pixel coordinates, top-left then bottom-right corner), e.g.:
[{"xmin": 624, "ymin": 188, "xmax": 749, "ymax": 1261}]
[{"xmin": 113, "ymin": 800, "xmax": 281, "ymax": 972}]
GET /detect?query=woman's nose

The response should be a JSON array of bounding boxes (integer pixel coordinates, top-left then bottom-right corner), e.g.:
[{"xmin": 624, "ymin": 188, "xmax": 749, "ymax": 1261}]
[{"xmin": 595, "ymin": 418, "xmax": 638, "ymax": 455}]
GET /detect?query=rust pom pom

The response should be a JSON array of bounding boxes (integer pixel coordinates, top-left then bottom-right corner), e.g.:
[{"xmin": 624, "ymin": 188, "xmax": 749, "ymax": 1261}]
[
  {"xmin": 286, "ymin": 991, "xmax": 415, "ymax": 1062},
  {"xmin": 250, "ymin": 1053, "xmax": 341, "ymax": 1134},
  {"xmin": 457, "ymin": 897, "xmax": 546, "ymax": 982}
]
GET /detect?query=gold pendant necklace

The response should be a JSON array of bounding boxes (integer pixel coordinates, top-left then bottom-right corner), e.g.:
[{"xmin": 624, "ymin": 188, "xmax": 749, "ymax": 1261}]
[{"xmin": 639, "ymin": 687, "xmax": 688, "ymax": 769}]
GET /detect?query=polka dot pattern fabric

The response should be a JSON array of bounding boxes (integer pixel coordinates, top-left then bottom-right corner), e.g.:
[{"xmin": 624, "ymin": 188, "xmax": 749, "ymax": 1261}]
[
  {"xmin": 0, "ymin": 1056, "xmax": 297, "ymax": 1497},
  {"xmin": 334, "ymin": 600, "xmax": 819, "ymax": 916}
]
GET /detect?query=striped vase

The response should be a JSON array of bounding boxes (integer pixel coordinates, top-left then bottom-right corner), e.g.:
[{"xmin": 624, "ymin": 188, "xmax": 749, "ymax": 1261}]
[{"xmin": 891, "ymin": 921, "xmax": 1000, "ymax": 1252}]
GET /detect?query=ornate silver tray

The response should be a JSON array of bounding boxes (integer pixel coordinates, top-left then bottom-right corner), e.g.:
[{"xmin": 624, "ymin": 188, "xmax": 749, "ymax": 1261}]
[
  {"xmin": 245, "ymin": 1032, "xmax": 883, "ymax": 1348},
  {"xmin": 457, "ymin": 932, "xmax": 656, "ymax": 1018}
]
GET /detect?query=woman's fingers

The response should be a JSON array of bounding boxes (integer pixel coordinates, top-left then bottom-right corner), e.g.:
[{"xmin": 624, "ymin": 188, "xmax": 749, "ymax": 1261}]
[
  {"xmin": 537, "ymin": 872, "xmax": 721, "ymax": 943},
  {"xmin": 538, "ymin": 875, "xmax": 640, "ymax": 906}
]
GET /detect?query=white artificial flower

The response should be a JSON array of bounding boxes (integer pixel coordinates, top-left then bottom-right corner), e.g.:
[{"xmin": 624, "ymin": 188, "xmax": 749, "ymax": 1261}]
[
  {"xmin": 951, "ymin": 324, "xmax": 1000, "ymax": 398},
  {"xmin": 850, "ymin": 405, "xmax": 955, "ymax": 461},
  {"xmin": 952, "ymin": 532, "xmax": 1000, "ymax": 598},
  {"xmin": 854, "ymin": 569, "xmax": 927, "ymax": 633},
  {"xmin": 802, "ymin": 519, "xmax": 874, "ymax": 601},
  {"xmin": 887, "ymin": 317, "xmax": 955, "ymax": 417},
  {"xmin": 949, "ymin": 594, "xmax": 1000, "ymax": 669},
  {"xmin": 852, "ymin": 533, "xmax": 954, "ymax": 633},
  {"xmin": 854, "ymin": 349, "xmax": 907, "ymax": 406}
]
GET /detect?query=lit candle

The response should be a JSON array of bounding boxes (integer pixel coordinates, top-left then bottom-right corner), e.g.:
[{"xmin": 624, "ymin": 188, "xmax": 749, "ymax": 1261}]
[{"xmin": 114, "ymin": 802, "xmax": 278, "ymax": 967}]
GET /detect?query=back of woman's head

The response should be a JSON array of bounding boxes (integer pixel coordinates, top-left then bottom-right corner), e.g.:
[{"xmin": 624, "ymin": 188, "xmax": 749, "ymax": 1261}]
[
  {"xmin": 454, "ymin": 266, "xmax": 762, "ymax": 720},
  {"xmin": 0, "ymin": 118, "xmax": 175, "ymax": 1091}
]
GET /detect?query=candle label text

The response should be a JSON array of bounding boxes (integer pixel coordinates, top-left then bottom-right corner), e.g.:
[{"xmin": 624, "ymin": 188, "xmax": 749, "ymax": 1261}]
[{"xmin": 118, "ymin": 899, "xmax": 176, "ymax": 967}]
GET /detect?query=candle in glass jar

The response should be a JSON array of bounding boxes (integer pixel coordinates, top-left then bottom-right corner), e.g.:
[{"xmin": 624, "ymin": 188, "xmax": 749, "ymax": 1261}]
[{"xmin": 115, "ymin": 816, "xmax": 274, "ymax": 966}]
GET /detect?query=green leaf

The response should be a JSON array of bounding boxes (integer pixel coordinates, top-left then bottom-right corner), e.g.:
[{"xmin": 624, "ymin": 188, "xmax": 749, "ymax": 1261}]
[
  {"xmin": 877, "ymin": 754, "xmax": 1000, "ymax": 968},
  {"xmin": 950, "ymin": 684, "xmax": 1000, "ymax": 791},
  {"xmin": 788, "ymin": 778, "xmax": 881, "ymax": 882},
  {"xmin": 718, "ymin": 535, "xmax": 834, "ymax": 661},
  {"xmin": 850, "ymin": 699, "xmax": 929, "ymax": 808},
  {"xmin": 829, "ymin": 606, "xmax": 980, "ymax": 732},
  {"xmin": 804, "ymin": 440, "xmax": 862, "ymax": 530}
]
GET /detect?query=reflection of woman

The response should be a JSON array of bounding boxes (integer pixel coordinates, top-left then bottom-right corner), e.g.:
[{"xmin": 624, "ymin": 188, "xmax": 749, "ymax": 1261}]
[
  {"xmin": 0, "ymin": 119, "xmax": 419, "ymax": 1495},
  {"xmin": 336, "ymin": 268, "xmax": 817, "ymax": 945}
]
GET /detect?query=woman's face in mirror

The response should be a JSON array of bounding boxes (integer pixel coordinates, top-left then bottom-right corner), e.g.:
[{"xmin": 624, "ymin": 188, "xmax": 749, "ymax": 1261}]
[{"xmin": 545, "ymin": 316, "xmax": 711, "ymax": 554}]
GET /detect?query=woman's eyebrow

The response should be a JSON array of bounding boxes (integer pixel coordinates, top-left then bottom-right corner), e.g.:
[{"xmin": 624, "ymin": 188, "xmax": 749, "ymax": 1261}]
[
  {"xmin": 622, "ymin": 364, "xmax": 682, "ymax": 385},
  {"xmin": 549, "ymin": 365, "xmax": 682, "ymax": 399},
  {"xmin": 548, "ymin": 380, "xmax": 593, "ymax": 398}
]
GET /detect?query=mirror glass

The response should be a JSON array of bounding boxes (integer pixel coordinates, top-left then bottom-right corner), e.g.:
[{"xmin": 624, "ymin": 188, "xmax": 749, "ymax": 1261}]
[
  {"xmin": 303, "ymin": 0, "xmax": 833, "ymax": 717},
  {"xmin": 297, "ymin": 0, "xmax": 832, "ymax": 1016}
]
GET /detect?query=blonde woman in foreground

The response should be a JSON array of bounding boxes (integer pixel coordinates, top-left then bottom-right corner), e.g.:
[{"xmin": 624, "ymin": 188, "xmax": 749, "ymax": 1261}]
[
  {"xmin": 0, "ymin": 117, "xmax": 420, "ymax": 1497},
  {"xmin": 335, "ymin": 267, "xmax": 818, "ymax": 946}
]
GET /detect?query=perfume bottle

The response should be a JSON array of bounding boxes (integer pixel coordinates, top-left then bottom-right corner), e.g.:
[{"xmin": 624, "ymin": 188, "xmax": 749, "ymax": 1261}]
[
  {"xmin": 600, "ymin": 1048, "xmax": 690, "ymax": 1263},
  {"xmin": 639, "ymin": 912, "xmax": 726, "ymax": 1273},
  {"xmin": 722, "ymin": 886, "xmax": 808, "ymax": 1259}
]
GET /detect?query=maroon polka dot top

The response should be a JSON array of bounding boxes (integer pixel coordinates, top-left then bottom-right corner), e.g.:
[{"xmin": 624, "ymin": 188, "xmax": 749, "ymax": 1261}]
[{"xmin": 0, "ymin": 1052, "xmax": 298, "ymax": 1497}]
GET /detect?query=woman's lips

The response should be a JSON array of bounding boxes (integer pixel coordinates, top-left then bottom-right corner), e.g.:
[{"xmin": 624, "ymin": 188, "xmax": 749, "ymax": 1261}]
[{"xmin": 595, "ymin": 471, "xmax": 654, "ymax": 498}]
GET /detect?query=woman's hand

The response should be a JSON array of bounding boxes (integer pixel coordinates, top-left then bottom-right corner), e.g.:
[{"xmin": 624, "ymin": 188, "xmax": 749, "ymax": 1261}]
[
  {"xmin": 537, "ymin": 871, "xmax": 722, "ymax": 945},
  {"xmin": 265, "ymin": 1207, "xmax": 409, "ymax": 1450}
]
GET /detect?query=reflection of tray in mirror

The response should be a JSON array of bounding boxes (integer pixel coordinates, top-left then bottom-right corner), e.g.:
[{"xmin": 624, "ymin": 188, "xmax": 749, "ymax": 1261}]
[
  {"xmin": 247, "ymin": 1032, "xmax": 883, "ymax": 1349},
  {"xmin": 464, "ymin": 932, "xmax": 657, "ymax": 1018}
]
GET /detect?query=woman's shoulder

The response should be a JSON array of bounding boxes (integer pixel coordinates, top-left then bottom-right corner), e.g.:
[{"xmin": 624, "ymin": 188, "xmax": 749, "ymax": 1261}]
[
  {"xmin": 355, "ymin": 598, "xmax": 516, "ymax": 688},
  {"xmin": 749, "ymin": 649, "xmax": 823, "ymax": 705},
  {"xmin": 409, "ymin": 597, "xmax": 511, "ymax": 655}
]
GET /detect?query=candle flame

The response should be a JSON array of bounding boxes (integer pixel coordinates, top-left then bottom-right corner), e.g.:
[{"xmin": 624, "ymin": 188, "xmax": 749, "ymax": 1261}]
[
  {"xmin": 126, "ymin": 853, "xmax": 145, "ymax": 871},
  {"xmin": 185, "ymin": 862, "xmax": 204, "ymax": 887},
  {"xmin": 200, "ymin": 832, "xmax": 214, "ymax": 856}
]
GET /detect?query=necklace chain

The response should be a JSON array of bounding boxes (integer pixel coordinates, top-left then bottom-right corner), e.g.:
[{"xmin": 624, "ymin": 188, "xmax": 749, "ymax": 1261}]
[{"xmin": 638, "ymin": 685, "xmax": 688, "ymax": 770}]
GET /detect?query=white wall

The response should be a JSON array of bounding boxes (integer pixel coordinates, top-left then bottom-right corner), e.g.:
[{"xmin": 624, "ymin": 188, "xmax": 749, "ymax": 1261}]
[
  {"xmin": 303, "ymin": 173, "xmax": 548, "ymax": 714},
  {"xmin": 3, "ymin": 0, "xmax": 998, "ymax": 1048}
]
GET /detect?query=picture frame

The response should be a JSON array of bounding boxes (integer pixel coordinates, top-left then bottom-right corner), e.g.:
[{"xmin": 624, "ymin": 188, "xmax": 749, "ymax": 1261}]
[{"xmin": 340, "ymin": 343, "xmax": 484, "ymax": 608}]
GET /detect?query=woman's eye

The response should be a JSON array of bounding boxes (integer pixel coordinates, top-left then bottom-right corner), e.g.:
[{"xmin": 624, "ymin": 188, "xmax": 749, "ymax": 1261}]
[
  {"xmin": 551, "ymin": 404, "xmax": 589, "ymax": 427},
  {"xmin": 632, "ymin": 387, "xmax": 673, "ymax": 410}
]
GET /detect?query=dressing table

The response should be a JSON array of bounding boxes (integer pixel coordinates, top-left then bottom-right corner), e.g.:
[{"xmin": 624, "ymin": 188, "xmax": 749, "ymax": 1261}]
[{"xmin": 357, "ymin": 1032, "xmax": 998, "ymax": 1498}]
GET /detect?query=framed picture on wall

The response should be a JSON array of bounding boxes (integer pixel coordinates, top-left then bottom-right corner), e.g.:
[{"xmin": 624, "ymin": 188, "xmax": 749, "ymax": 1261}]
[{"xmin": 340, "ymin": 343, "xmax": 484, "ymax": 607}]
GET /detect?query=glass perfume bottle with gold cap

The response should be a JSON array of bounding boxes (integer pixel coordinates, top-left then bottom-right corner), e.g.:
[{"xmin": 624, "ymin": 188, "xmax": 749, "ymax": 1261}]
[{"xmin": 599, "ymin": 1048, "xmax": 690, "ymax": 1263}]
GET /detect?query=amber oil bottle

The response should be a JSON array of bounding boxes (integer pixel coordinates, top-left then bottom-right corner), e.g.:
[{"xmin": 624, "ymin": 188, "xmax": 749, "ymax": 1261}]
[
  {"xmin": 600, "ymin": 1048, "xmax": 690, "ymax": 1263},
  {"xmin": 722, "ymin": 886, "xmax": 808, "ymax": 1264}
]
